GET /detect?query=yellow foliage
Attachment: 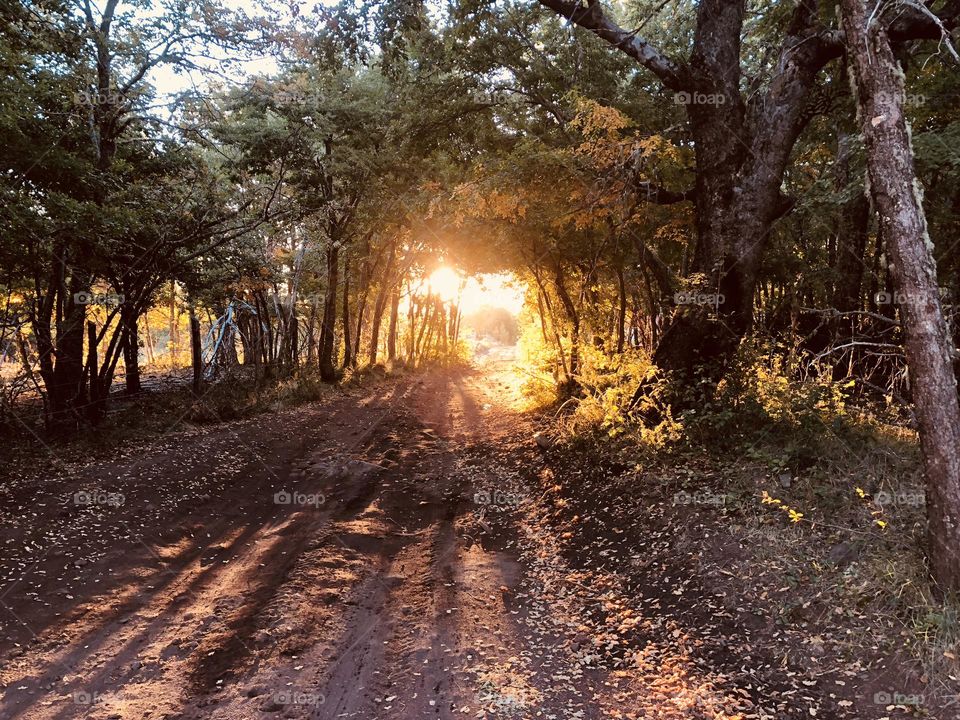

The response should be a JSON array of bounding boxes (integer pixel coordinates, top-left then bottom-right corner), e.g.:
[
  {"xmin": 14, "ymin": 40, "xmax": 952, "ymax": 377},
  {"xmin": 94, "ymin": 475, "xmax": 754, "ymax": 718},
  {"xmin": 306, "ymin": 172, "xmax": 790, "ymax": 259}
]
[
  {"xmin": 569, "ymin": 97, "xmax": 633, "ymax": 140},
  {"xmin": 761, "ymin": 491, "xmax": 806, "ymax": 525}
]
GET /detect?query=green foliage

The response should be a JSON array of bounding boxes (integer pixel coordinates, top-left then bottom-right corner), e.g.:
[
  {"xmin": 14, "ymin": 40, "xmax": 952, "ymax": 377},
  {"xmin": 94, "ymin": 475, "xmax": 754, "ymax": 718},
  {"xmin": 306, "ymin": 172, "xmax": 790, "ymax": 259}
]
[{"xmin": 557, "ymin": 337, "xmax": 862, "ymax": 466}]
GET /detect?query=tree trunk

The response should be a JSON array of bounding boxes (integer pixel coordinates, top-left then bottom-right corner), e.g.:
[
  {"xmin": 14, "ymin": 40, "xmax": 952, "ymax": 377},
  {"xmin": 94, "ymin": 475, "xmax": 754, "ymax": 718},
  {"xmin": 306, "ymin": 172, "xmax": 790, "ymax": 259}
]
[
  {"xmin": 169, "ymin": 280, "xmax": 178, "ymax": 368},
  {"xmin": 144, "ymin": 313, "xmax": 155, "ymax": 365},
  {"xmin": 842, "ymin": 0, "xmax": 960, "ymax": 593},
  {"xmin": 342, "ymin": 252, "xmax": 353, "ymax": 369},
  {"xmin": 305, "ymin": 296, "xmax": 318, "ymax": 366},
  {"xmin": 86, "ymin": 321, "xmax": 103, "ymax": 425},
  {"xmin": 452, "ymin": 303, "xmax": 462, "ymax": 347},
  {"xmin": 121, "ymin": 303, "xmax": 141, "ymax": 394},
  {"xmin": 387, "ymin": 287, "xmax": 400, "ymax": 362},
  {"xmin": 407, "ymin": 295, "xmax": 417, "ymax": 359},
  {"xmin": 535, "ymin": 289, "xmax": 550, "ymax": 345},
  {"xmin": 615, "ymin": 264, "xmax": 627, "ymax": 354},
  {"xmin": 537, "ymin": 0, "xmax": 846, "ymax": 381},
  {"xmin": 50, "ymin": 274, "xmax": 88, "ymax": 422},
  {"xmin": 368, "ymin": 242, "xmax": 396, "ymax": 365},
  {"xmin": 352, "ymin": 233, "xmax": 374, "ymax": 365},
  {"xmin": 552, "ymin": 261, "xmax": 580, "ymax": 381},
  {"xmin": 414, "ymin": 297, "xmax": 433, "ymax": 362},
  {"xmin": 190, "ymin": 306, "xmax": 203, "ymax": 395},
  {"xmin": 531, "ymin": 266, "xmax": 569, "ymax": 380},
  {"xmin": 288, "ymin": 313, "xmax": 299, "ymax": 369},
  {"xmin": 318, "ymin": 239, "xmax": 340, "ymax": 382}
]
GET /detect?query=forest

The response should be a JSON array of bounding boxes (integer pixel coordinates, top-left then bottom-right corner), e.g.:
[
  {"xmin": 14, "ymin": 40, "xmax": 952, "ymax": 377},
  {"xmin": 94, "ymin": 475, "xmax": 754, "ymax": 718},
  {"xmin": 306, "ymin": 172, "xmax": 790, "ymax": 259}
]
[{"xmin": 2, "ymin": 0, "xmax": 960, "ymax": 718}]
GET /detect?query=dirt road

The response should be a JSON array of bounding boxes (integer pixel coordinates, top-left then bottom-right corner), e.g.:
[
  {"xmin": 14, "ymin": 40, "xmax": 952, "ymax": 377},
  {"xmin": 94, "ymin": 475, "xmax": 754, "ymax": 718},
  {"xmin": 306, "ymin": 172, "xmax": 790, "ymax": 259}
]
[
  {"xmin": 0, "ymin": 362, "xmax": 614, "ymax": 719},
  {"xmin": 7, "ymin": 360, "xmax": 909, "ymax": 720}
]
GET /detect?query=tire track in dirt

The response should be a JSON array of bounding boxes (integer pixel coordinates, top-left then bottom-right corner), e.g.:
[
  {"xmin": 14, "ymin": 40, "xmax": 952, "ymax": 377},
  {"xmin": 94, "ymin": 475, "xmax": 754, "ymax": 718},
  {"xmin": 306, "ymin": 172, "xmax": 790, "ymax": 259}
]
[
  {"xmin": 0, "ymin": 376, "xmax": 419, "ymax": 719},
  {"xmin": 1, "ymin": 362, "xmax": 609, "ymax": 720}
]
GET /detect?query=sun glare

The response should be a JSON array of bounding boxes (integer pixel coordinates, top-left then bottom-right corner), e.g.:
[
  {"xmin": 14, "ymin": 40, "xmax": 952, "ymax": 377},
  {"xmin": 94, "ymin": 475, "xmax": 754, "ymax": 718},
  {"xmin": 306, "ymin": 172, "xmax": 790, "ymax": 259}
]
[
  {"xmin": 462, "ymin": 273, "xmax": 525, "ymax": 315},
  {"xmin": 428, "ymin": 266, "xmax": 462, "ymax": 304},
  {"xmin": 426, "ymin": 268, "xmax": 526, "ymax": 315}
]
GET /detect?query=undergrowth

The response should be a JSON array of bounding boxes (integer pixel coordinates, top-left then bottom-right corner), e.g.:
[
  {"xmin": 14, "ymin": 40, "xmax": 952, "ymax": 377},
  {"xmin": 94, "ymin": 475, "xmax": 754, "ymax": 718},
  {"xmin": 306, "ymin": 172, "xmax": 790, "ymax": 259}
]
[{"xmin": 535, "ymin": 340, "xmax": 960, "ymax": 701}]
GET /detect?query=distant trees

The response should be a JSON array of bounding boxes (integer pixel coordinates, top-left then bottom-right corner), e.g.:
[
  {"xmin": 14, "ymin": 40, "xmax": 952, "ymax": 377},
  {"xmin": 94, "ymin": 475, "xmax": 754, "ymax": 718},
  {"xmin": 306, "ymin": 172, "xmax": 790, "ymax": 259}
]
[{"xmin": 466, "ymin": 307, "xmax": 519, "ymax": 345}]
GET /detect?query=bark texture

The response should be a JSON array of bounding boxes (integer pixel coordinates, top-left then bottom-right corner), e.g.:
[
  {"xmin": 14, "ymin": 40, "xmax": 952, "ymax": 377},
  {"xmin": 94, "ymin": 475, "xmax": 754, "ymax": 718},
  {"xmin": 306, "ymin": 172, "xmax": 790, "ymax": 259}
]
[{"xmin": 841, "ymin": 0, "xmax": 960, "ymax": 592}]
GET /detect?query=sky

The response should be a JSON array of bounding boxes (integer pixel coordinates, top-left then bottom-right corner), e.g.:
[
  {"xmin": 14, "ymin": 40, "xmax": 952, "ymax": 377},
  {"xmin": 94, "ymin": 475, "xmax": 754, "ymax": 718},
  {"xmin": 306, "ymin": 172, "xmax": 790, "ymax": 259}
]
[{"xmin": 148, "ymin": 0, "xmax": 313, "ymax": 103}]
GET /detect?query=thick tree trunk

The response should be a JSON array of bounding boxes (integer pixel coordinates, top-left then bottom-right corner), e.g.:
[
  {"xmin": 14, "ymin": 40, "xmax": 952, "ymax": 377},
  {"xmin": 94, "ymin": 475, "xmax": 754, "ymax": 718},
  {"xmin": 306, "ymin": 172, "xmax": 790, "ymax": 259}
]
[
  {"xmin": 538, "ymin": 0, "xmax": 845, "ymax": 382},
  {"xmin": 51, "ymin": 274, "xmax": 88, "ymax": 422},
  {"xmin": 842, "ymin": 0, "xmax": 960, "ymax": 593},
  {"xmin": 318, "ymin": 239, "xmax": 340, "ymax": 382}
]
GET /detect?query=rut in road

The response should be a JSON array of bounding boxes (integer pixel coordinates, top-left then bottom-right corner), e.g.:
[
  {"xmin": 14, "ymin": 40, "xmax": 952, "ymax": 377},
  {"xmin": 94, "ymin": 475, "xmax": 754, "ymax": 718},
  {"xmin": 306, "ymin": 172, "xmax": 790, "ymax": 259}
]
[{"xmin": 0, "ymin": 364, "xmax": 590, "ymax": 719}]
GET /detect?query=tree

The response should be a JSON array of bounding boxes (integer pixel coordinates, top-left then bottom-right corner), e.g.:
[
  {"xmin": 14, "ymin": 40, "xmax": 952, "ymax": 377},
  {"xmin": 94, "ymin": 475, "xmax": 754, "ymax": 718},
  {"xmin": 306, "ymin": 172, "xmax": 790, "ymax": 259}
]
[
  {"xmin": 532, "ymin": 0, "xmax": 959, "ymax": 382},
  {"xmin": 0, "ymin": 0, "xmax": 273, "ymax": 426},
  {"xmin": 841, "ymin": 0, "xmax": 960, "ymax": 592}
]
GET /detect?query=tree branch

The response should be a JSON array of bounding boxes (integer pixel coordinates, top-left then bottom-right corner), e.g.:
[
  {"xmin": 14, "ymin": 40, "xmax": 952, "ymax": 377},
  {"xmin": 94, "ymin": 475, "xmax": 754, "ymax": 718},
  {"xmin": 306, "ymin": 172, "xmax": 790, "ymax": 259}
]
[
  {"xmin": 634, "ymin": 181, "xmax": 693, "ymax": 205},
  {"xmin": 535, "ymin": 0, "xmax": 690, "ymax": 90}
]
